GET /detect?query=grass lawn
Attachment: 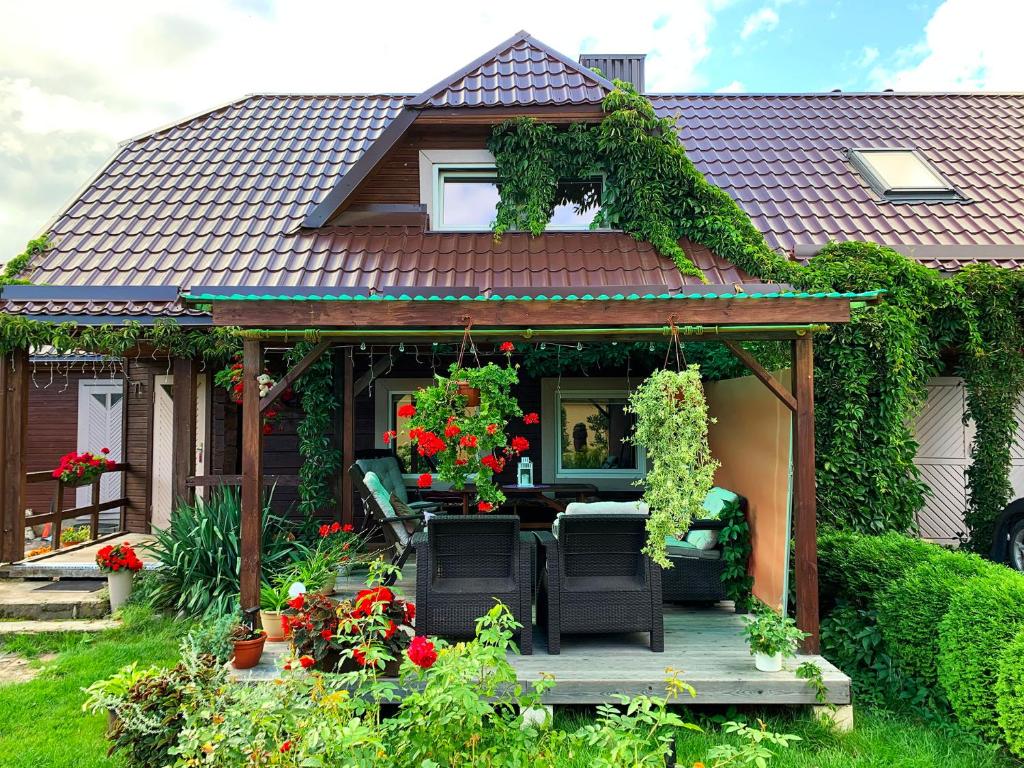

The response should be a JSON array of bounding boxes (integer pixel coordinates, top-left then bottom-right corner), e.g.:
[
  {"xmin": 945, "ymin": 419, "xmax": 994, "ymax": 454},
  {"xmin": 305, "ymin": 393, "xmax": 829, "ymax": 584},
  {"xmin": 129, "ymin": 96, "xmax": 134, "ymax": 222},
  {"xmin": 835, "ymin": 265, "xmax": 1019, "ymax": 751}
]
[
  {"xmin": 0, "ymin": 608, "xmax": 1017, "ymax": 768},
  {"xmin": 0, "ymin": 606, "xmax": 183, "ymax": 768}
]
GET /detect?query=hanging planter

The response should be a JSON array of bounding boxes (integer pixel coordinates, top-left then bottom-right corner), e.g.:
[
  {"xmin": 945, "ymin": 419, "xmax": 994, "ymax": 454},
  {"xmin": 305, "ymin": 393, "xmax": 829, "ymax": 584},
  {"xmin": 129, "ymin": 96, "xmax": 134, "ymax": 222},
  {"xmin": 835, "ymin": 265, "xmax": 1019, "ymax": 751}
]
[
  {"xmin": 626, "ymin": 366, "xmax": 719, "ymax": 567},
  {"xmin": 214, "ymin": 357, "xmax": 287, "ymax": 434},
  {"xmin": 389, "ymin": 339, "xmax": 525, "ymax": 509}
]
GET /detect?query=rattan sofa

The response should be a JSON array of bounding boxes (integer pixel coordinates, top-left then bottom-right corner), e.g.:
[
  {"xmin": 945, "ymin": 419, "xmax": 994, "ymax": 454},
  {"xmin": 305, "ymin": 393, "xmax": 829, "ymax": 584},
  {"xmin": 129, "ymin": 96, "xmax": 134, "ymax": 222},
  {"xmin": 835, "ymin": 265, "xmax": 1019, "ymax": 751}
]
[
  {"xmin": 536, "ymin": 513, "xmax": 663, "ymax": 654},
  {"xmin": 414, "ymin": 515, "xmax": 534, "ymax": 654}
]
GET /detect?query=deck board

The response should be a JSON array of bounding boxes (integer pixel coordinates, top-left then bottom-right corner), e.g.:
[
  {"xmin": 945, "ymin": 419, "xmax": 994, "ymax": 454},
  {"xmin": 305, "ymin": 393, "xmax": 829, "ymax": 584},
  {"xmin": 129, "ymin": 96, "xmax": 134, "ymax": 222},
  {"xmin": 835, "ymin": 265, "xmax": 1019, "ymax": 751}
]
[{"xmin": 246, "ymin": 565, "xmax": 850, "ymax": 706}]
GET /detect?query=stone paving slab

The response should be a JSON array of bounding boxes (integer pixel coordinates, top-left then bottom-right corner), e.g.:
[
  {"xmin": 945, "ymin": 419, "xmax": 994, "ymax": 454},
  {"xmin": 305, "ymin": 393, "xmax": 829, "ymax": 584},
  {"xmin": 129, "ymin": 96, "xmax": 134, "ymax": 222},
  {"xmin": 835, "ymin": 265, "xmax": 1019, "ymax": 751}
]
[{"xmin": 0, "ymin": 619, "xmax": 119, "ymax": 635}]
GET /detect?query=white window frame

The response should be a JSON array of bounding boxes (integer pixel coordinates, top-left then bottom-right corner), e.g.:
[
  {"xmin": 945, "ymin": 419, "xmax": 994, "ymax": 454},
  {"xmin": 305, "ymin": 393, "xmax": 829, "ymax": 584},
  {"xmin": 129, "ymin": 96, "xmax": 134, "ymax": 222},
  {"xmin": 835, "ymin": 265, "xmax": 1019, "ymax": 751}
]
[
  {"xmin": 419, "ymin": 148, "xmax": 605, "ymax": 233},
  {"xmin": 373, "ymin": 377, "xmax": 438, "ymax": 480},
  {"xmin": 540, "ymin": 378, "xmax": 645, "ymax": 491}
]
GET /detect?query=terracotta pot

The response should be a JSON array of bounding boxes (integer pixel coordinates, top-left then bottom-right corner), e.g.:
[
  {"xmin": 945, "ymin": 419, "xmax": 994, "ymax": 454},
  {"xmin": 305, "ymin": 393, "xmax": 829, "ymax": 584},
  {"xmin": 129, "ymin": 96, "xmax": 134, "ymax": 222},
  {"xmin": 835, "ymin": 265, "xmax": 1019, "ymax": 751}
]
[
  {"xmin": 106, "ymin": 570, "xmax": 134, "ymax": 612},
  {"xmin": 231, "ymin": 634, "xmax": 267, "ymax": 670},
  {"xmin": 456, "ymin": 381, "xmax": 481, "ymax": 408},
  {"xmin": 260, "ymin": 610, "xmax": 287, "ymax": 642}
]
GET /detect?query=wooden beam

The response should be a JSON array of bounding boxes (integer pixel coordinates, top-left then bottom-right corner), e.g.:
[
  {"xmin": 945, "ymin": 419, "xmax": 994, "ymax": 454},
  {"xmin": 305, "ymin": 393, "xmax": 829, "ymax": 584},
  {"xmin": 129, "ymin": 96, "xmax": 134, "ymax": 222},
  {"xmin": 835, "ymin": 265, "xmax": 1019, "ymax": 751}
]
[
  {"xmin": 0, "ymin": 349, "xmax": 28, "ymax": 564},
  {"xmin": 239, "ymin": 338, "xmax": 263, "ymax": 617},
  {"xmin": 212, "ymin": 298, "xmax": 852, "ymax": 329},
  {"xmin": 723, "ymin": 341, "xmax": 797, "ymax": 413},
  {"xmin": 342, "ymin": 349, "xmax": 355, "ymax": 527},
  {"xmin": 259, "ymin": 339, "xmax": 332, "ymax": 413},
  {"xmin": 791, "ymin": 335, "xmax": 820, "ymax": 653},
  {"xmin": 353, "ymin": 355, "xmax": 394, "ymax": 397},
  {"xmin": 171, "ymin": 357, "xmax": 198, "ymax": 505}
]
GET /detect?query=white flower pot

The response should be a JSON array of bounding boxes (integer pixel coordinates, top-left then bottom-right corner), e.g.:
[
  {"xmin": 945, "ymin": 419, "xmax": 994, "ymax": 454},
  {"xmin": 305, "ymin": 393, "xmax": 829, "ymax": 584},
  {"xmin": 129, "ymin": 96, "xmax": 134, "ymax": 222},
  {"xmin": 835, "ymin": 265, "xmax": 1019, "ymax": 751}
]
[
  {"xmin": 754, "ymin": 652, "xmax": 783, "ymax": 672},
  {"xmin": 106, "ymin": 570, "xmax": 134, "ymax": 612}
]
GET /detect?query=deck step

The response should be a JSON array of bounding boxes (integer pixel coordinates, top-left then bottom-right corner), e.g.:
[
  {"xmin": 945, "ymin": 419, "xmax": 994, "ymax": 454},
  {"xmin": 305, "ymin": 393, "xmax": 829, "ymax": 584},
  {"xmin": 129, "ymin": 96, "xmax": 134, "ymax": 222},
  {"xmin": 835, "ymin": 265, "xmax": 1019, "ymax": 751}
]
[{"xmin": 0, "ymin": 579, "xmax": 109, "ymax": 620}]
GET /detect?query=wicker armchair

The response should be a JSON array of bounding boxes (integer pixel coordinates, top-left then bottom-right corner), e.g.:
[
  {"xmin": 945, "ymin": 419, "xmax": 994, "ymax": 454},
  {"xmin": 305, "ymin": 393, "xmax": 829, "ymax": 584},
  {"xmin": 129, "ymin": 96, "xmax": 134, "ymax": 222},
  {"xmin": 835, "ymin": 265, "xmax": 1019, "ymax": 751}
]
[
  {"xmin": 536, "ymin": 514, "xmax": 663, "ymax": 655},
  {"xmin": 414, "ymin": 515, "xmax": 534, "ymax": 655}
]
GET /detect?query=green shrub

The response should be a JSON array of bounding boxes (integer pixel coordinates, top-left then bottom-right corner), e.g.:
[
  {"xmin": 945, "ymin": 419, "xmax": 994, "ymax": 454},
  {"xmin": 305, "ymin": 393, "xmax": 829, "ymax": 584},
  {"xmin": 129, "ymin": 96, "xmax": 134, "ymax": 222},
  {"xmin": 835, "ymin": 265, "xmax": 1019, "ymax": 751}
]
[
  {"xmin": 937, "ymin": 570, "xmax": 1024, "ymax": 738},
  {"xmin": 877, "ymin": 549, "xmax": 997, "ymax": 688},
  {"xmin": 996, "ymin": 626, "xmax": 1024, "ymax": 758},
  {"xmin": 818, "ymin": 529, "xmax": 944, "ymax": 608},
  {"xmin": 146, "ymin": 487, "xmax": 306, "ymax": 617}
]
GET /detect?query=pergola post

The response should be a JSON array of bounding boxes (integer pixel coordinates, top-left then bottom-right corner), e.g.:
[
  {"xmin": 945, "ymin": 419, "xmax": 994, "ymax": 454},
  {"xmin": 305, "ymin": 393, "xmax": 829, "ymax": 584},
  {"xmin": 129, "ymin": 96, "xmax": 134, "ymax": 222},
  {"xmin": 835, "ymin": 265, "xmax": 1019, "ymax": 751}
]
[
  {"xmin": 791, "ymin": 334, "xmax": 820, "ymax": 652},
  {"xmin": 239, "ymin": 337, "xmax": 263, "ymax": 618},
  {"xmin": 0, "ymin": 348, "xmax": 28, "ymax": 564},
  {"xmin": 341, "ymin": 348, "xmax": 354, "ymax": 527},
  {"xmin": 171, "ymin": 356, "xmax": 198, "ymax": 506}
]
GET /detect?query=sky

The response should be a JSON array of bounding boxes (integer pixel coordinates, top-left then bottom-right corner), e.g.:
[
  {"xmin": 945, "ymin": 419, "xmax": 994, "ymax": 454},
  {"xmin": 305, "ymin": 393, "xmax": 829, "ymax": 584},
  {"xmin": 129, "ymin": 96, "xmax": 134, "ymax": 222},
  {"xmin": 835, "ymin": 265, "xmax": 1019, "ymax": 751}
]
[{"xmin": 1, "ymin": 0, "xmax": 1021, "ymax": 262}]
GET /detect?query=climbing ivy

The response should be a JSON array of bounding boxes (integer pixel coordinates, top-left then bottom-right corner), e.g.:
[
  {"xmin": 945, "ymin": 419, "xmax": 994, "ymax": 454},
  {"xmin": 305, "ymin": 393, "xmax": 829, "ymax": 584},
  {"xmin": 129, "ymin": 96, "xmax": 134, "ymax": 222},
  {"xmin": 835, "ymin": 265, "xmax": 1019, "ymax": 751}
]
[
  {"xmin": 290, "ymin": 342, "xmax": 342, "ymax": 523},
  {"xmin": 2, "ymin": 235, "xmax": 49, "ymax": 285},
  {"xmin": 490, "ymin": 84, "xmax": 1024, "ymax": 548}
]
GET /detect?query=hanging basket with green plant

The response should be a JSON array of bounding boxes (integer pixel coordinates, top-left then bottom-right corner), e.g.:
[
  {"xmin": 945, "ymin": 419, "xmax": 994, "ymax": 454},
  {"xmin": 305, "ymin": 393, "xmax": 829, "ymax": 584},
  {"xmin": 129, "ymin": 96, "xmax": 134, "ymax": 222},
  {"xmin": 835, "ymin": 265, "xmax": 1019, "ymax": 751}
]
[
  {"xmin": 626, "ymin": 365, "xmax": 719, "ymax": 567},
  {"xmin": 387, "ymin": 341, "xmax": 527, "ymax": 510}
]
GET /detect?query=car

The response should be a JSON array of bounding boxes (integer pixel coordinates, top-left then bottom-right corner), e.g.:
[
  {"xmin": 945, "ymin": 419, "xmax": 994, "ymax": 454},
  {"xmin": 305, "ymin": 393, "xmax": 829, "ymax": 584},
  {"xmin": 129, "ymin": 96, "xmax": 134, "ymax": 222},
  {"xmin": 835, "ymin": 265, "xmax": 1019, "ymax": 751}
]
[{"xmin": 990, "ymin": 498, "xmax": 1024, "ymax": 572}]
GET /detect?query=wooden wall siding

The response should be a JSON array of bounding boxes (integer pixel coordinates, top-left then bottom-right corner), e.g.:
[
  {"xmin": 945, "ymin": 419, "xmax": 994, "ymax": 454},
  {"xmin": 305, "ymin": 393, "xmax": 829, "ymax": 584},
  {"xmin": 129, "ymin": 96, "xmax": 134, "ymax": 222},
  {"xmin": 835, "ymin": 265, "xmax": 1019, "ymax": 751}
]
[
  {"xmin": 123, "ymin": 358, "xmax": 169, "ymax": 532},
  {"xmin": 345, "ymin": 128, "xmax": 489, "ymax": 209},
  {"xmin": 24, "ymin": 368, "xmax": 90, "ymax": 517}
]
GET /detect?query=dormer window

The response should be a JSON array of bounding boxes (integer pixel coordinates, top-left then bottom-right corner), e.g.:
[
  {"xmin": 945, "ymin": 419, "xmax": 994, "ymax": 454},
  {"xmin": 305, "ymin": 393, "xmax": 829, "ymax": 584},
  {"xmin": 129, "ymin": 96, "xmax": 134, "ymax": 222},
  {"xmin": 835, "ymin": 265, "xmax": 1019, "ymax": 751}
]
[{"xmin": 848, "ymin": 148, "xmax": 965, "ymax": 203}]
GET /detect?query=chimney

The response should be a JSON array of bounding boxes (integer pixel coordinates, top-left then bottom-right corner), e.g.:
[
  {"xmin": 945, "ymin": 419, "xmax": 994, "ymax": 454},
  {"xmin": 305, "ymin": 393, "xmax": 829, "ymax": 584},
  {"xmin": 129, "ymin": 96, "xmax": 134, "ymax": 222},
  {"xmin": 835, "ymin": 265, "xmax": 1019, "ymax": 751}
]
[{"xmin": 578, "ymin": 53, "xmax": 646, "ymax": 92}]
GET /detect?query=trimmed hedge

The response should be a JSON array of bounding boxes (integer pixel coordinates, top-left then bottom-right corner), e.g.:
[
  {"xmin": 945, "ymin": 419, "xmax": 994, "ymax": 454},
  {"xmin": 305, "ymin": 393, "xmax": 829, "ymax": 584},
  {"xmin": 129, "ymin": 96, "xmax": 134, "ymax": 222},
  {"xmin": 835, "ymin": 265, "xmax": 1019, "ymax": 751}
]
[
  {"xmin": 936, "ymin": 571, "xmax": 1024, "ymax": 739},
  {"xmin": 876, "ymin": 549, "xmax": 997, "ymax": 688},
  {"xmin": 996, "ymin": 627, "xmax": 1024, "ymax": 757}
]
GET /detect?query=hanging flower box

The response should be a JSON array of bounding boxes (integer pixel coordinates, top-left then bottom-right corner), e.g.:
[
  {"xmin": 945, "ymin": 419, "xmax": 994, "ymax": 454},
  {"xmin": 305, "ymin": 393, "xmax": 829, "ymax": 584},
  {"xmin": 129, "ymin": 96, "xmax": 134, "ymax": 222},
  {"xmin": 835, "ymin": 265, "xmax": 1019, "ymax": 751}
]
[{"xmin": 52, "ymin": 448, "xmax": 116, "ymax": 487}]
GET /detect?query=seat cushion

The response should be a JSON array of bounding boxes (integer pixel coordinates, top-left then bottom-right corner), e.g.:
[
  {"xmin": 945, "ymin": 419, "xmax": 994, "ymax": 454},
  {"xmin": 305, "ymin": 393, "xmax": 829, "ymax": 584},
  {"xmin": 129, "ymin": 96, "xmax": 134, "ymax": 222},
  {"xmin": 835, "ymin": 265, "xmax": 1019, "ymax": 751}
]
[
  {"xmin": 681, "ymin": 487, "xmax": 740, "ymax": 550},
  {"xmin": 356, "ymin": 457, "xmax": 410, "ymax": 504},
  {"xmin": 666, "ymin": 536, "xmax": 723, "ymax": 560},
  {"xmin": 554, "ymin": 500, "xmax": 648, "ymax": 538},
  {"xmin": 363, "ymin": 471, "xmax": 409, "ymax": 547}
]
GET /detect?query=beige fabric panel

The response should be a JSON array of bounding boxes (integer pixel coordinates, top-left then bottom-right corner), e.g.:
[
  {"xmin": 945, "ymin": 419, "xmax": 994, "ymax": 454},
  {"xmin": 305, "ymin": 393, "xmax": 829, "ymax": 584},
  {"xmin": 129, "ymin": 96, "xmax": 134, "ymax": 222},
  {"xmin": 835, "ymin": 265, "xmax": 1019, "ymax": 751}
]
[{"xmin": 705, "ymin": 370, "xmax": 793, "ymax": 611}]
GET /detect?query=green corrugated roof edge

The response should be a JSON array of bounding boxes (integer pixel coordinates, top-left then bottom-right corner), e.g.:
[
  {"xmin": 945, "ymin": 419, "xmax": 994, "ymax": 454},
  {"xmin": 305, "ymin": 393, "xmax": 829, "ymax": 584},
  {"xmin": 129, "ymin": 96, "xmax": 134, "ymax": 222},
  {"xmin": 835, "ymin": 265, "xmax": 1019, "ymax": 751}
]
[{"xmin": 183, "ymin": 289, "xmax": 886, "ymax": 302}]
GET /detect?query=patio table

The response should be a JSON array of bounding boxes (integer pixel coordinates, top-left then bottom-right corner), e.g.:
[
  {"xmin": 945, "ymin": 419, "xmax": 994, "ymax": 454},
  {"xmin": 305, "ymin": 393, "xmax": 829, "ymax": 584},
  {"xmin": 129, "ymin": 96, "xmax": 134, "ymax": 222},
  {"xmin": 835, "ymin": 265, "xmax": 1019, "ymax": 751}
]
[{"xmin": 449, "ymin": 482, "xmax": 597, "ymax": 522}]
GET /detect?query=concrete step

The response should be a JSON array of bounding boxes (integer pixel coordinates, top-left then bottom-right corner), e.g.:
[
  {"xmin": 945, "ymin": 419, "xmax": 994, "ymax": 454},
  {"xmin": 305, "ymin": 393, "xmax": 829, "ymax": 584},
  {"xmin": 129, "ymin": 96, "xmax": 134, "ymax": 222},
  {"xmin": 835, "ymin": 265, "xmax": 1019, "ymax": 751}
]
[
  {"xmin": 0, "ymin": 618, "xmax": 118, "ymax": 635},
  {"xmin": 0, "ymin": 579, "xmax": 109, "ymax": 620}
]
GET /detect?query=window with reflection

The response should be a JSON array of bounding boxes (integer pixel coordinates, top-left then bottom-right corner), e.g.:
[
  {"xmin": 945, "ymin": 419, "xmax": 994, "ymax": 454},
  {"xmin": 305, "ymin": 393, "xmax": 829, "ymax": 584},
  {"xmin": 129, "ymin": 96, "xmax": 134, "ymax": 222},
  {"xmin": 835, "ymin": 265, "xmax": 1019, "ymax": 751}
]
[{"xmin": 557, "ymin": 395, "xmax": 638, "ymax": 473}]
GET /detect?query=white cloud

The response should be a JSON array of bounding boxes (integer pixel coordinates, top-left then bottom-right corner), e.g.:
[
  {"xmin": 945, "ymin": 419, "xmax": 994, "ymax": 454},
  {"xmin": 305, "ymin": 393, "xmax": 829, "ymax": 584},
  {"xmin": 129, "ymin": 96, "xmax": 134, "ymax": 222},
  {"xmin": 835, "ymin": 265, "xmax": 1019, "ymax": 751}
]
[
  {"xmin": 740, "ymin": 7, "xmax": 779, "ymax": 40},
  {"xmin": 716, "ymin": 80, "xmax": 746, "ymax": 92},
  {"xmin": 857, "ymin": 47, "xmax": 879, "ymax": 68},
  {"xmin": 871, "ymin": 0, "xmax": 1024, "ymax": 90},
  {"xmin": 0, "ymin": 0, "xmax": 729, "ymax": 261}
]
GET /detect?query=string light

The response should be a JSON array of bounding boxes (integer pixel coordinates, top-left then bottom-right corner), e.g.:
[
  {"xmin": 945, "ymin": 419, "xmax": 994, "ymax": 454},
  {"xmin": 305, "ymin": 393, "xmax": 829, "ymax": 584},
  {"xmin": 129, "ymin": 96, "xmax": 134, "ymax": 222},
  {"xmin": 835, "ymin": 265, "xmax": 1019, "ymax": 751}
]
[
  {"xmin": 398, "ymin": 342, "xmax": 405, "ymax": 353},
  {"xmin": 360, "ymin": 341, "xmax": 366, "ymax": 351},
  {"xmin": 539, "ymin": 342, "xmax": 546, "ymax": 350},
  {"xmin": 576, "ymin": 342, "xmax": 583, "ymax": 351}
]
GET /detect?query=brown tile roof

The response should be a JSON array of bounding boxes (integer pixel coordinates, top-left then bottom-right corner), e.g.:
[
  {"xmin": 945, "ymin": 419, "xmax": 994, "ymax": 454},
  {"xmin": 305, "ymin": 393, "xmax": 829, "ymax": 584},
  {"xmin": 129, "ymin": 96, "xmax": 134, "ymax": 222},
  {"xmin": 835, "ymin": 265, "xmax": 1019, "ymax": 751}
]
[
  {"xmin": 409, "ymin": 32, "xmax": 612, "ymax": 108},
  {"xmin": 652, "ymin": 93, "xmax": 1024, "ymax": 270},
  {"xmin": 12, "ymin": 86, "xmax": 1024, "ymax": 317}
]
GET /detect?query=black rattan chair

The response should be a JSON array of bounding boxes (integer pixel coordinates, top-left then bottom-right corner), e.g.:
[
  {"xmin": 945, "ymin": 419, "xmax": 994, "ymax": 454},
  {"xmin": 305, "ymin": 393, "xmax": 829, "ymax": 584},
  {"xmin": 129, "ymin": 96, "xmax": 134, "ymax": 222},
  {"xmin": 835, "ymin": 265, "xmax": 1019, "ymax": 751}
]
[
  {"xmin": 414, "ymin": 515, "xmax": 534, "ymax": 655},
  {"xmin": 536, "ymin": 514, "xmax": 663, "ymax": 655}
]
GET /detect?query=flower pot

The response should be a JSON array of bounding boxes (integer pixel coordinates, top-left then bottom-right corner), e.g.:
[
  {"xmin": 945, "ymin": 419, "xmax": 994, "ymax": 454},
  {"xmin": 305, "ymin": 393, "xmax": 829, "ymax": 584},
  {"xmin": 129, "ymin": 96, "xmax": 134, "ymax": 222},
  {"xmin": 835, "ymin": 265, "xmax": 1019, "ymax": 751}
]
[
  {"xmin": 106, "ymin": 570, "xmax": 134, "ymax": 612},
  {"xmin": 456, "ymin": 381, "xmax": 481, "ymax": 408},
  {"xmin": 260, "ymin": 610, "xmax": 287, "ymax": 642},
  {"xmin": 754, "ymin": 651, "xmax": 783, "ymax": 672},
  {"xmin": 317, "ymin": 582, "xmax": 336, "ymax": 597},
  {"xmin": 231, "ymin": 635, "xmax": 267, "ymax": 670}
]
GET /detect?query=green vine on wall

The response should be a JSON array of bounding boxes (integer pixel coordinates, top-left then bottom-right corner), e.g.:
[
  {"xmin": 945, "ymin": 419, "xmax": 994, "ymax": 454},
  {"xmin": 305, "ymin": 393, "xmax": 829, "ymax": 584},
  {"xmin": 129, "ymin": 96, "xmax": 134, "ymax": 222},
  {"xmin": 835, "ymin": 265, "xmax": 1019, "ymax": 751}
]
[{"xmin": 289, "ymin": 342, "xmax": 342, "ymax": 523}]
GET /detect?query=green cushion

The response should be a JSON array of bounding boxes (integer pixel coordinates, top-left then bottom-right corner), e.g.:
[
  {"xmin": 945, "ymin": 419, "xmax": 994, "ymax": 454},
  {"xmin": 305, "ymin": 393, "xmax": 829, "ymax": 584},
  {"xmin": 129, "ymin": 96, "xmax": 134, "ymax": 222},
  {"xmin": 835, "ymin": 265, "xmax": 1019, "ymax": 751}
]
[
  {"xmin": 363, "ymin": 471, "xmax": 409, "ymax": 547},
  {"xmin": 682, "ymin": 487, "xmax": 741, "ymax": 550},
  {"xmin": 357, "ymin": 457, "xmax": 409, "ymax": 504}
]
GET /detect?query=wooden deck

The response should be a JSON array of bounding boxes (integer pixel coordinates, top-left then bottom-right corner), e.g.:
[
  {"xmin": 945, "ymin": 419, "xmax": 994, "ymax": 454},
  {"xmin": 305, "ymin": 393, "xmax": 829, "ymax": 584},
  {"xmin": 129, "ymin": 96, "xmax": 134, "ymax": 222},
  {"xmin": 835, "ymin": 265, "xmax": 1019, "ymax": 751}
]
[{"xmin": 243, "ymin": 566, "xmax": 851, "ymax": 707}]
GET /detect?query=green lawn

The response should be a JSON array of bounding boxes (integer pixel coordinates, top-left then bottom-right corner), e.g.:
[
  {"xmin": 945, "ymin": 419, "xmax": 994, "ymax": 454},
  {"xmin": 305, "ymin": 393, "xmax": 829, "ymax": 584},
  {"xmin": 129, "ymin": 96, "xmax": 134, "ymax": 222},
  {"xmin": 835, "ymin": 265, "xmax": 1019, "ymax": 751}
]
[
  {"xmin": 0, "ymin": 607, "xmax": 182, "ymax": 768},
  {"xmin": 0, "ymin": 609, "xmax": 1017, "ymax": 768}
]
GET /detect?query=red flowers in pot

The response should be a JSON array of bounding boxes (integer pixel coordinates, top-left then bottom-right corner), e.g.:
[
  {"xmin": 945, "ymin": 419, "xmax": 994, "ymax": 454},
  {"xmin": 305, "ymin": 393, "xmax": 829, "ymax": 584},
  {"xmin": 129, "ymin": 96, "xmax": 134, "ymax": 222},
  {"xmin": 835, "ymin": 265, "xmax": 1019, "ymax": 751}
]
[{"xmin": 52, "ymin": 448, "xmax": 116, "ymax": 486}]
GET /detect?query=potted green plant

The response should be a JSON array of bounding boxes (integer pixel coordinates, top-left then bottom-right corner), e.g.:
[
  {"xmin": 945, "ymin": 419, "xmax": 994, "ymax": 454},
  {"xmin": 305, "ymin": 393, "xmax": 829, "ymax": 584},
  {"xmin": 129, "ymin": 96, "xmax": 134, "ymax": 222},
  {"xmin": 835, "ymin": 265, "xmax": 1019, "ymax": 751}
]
[
  {"xmin": 626, "ymin": 366, "xmax": 719, "ymax": 566},
  {"xmin": 284, "ymin": 548, "xmax": 339, "ymax": 596},
  {"xmin": 742, "ymin": 600, "xmax": 807, "ymax": 672},
  {"xmin": 95, "ymin": 542, "xmax": 144, "ymax": 611},
  {"xmin": 230, "ymin": 623, "xmax": 267, "ymax": 670},
  {"xmin": 259, "ymin": 580, "xmax": 291, "ymax": 642}
]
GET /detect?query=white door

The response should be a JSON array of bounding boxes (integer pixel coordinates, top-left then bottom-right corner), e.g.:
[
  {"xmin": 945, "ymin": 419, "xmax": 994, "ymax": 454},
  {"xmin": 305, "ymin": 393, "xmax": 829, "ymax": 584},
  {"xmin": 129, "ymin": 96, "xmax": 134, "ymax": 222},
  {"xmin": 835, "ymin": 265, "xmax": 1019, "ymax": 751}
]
[
  {"xmin": 151, "ymin": 375, "xmax": 174, "ymax": 530},
  {"xmin": 76, "ymin": 380, "xmax": 126, "ymax": 530}
]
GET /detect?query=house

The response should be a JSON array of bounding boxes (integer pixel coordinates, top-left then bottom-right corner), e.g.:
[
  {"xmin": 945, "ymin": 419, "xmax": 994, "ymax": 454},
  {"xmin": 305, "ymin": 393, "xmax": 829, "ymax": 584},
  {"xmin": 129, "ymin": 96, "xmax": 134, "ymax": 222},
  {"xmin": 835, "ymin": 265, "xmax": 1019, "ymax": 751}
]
[{"xmin": 1, "ymin": 30, "xmax": 1021, "ymax": 648}]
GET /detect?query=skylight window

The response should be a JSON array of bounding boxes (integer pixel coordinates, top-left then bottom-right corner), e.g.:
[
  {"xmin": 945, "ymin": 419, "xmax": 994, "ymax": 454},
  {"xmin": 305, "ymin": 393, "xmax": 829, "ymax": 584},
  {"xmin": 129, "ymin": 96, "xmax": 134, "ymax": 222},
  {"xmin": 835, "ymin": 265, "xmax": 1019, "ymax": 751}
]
[{"xmin": 848, "ymin": 148, "xmax": 964, "ymax": 203}]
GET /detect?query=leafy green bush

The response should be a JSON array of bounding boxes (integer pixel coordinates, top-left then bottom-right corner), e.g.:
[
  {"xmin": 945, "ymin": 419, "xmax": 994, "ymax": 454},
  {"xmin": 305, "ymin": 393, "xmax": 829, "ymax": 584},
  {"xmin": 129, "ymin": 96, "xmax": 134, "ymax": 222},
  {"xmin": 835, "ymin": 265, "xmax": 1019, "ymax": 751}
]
[
  {"xmin": 818, "ymin": 529, "xmax": 943, "ymax": 608},
  {"xmin": 937, "ymin": 571, "xmax": 1024, "ymax": 738},
  {"xmin": 145, "ymin": 487, "xmax": 305, "ymax": 617},
  {"xmin": 877, "ymin": 549, "xmax": 997, "ymax": 688},
  {"xmin": 996, "ymin": 627, "xmax": 1024, "ymax": 758}
]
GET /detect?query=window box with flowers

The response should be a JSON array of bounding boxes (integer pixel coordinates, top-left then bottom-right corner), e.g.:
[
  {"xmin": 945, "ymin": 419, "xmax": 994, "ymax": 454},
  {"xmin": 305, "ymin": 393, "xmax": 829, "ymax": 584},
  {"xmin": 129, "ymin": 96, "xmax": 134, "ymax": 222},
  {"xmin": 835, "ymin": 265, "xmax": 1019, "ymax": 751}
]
[{"xmin": 96, "ymin": 542, "xmax": 143, "ymax": 611}]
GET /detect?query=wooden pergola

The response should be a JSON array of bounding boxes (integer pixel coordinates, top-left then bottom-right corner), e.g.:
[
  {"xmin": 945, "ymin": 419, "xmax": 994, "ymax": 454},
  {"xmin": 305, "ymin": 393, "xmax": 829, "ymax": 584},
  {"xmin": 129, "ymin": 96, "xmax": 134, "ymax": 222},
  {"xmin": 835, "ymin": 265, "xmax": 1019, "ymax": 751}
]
[{"xmin": 190, "ymin": 287, "xmax": 881, "ymax": 652}]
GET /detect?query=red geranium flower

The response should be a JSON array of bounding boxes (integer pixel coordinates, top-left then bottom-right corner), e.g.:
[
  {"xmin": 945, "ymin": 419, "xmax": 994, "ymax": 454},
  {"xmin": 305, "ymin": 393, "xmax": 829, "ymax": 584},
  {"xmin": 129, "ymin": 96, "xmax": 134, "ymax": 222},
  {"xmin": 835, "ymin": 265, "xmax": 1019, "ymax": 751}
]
[
  {"xmin": 382, "ymin": 429, "xmax": 397, "ymax": 445},
  {"xmin": 320, "ymin": 629, "xmax": 333, "ymax": 641},
  {"xmin": 397, "ymin": 403, "xmax": 416, "ymax": 418},
  {"xmin": 353, "ymin": 586, "xmax": 394, "ymax": 617},
  {"xmin": 330, "ymin": 521, "xmax": 341, "ymax": 534},
  {"xmin": 499, "ymin": 342, "xmax": 515, "ymax": 353},
  {"xmin": 444, "ymin": 423, "xmax": 461, "ymax": 438},
  {"xmin": 478, "ymin": 501, "xmax": 494, "ymax": 512},
  {"xmin": 280, "ymin": 740, "xmax": 292, "ymax": 753},
  {"xmin": 481, "ymin": 454, "xmax": 504, "ymax": 473},
  {"xmin": 407, "ymin": 636, "xmax": 438, "ymax": 669},
  {"xmin": 298, "ymin": 655, "xmax": 315, "ymax": 669},
  {"xmin": 318, "ymin": 524, "xmax": 330, "ymax": 537},
  {"xmin": 417, "ymin": 473, "xmax": 432, "ymax": 488},
  {"xmin": 100, "ymin": 447, "xmax": 110, "ymax": 454},
  {"xmin": 523, "ymin": 412, "xmax": 539, "ymax": 425},
  {"xmin": 262, "ymin": 423, "xmax": 273, "ymax": 435},
  {"xmin": 510, "ymin": 436, "xmax": 530, "ymax": 453},
  {"xmin": 486, "ymin": 423, "xmax": 498, "ymax": 435},
  {"xmin": 403, "ymin": 602, "xmax": 416, "ymax": 624},
  {"xmin": 288, "ymin": 595, "xmax": 305, "ymax": 611},
  {"xmin": 459, "ymin": 434, "xmax": 478, "ymax": 449},
  {"xmin": 342, "ymin": 523, "xmax": 354, "ymax": 533},
  {"xmin": 455, "ymin": 458, "xmax": 467, "ymax": 466}
]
